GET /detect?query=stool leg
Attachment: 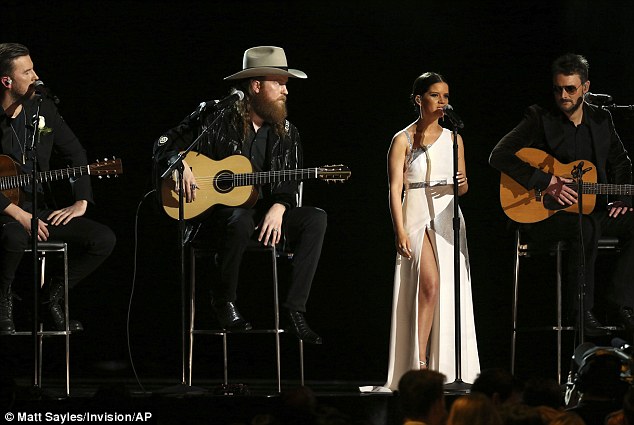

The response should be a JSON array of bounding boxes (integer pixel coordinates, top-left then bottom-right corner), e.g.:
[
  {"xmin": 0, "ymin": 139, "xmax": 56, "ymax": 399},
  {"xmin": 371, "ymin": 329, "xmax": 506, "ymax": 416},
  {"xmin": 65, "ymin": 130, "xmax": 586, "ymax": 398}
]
[
  {"xmin": 38, "ymin": 323, "xmax": 43, "ymax": 390},
  {"xmin": 299, "ymin": 340, "xmax": 304, "ymax": 386},
  {"xmin": 63, "ymin": 245, "xmax": 70, "ymax": 396},
  {"xmin": 271, "ymin": 246, "xmax": 282, "ymax": 393},
  {"xmin": 223, "ymin": 333, "xmax": 228, "ymax": 386},
  {"xmin": 511, "ymin": 229, "xmax": 521, "ymax": 375},
  {"xmin": 556, "ymin": 241, "xmax": 564, "ymax": 385},
  {"xmin": 34, "ymin": 252, "xmax": 47, "ymax": 389},
  {"xmin": 188, "ymin": 247, "xmax": 196, "ymax": 386}
]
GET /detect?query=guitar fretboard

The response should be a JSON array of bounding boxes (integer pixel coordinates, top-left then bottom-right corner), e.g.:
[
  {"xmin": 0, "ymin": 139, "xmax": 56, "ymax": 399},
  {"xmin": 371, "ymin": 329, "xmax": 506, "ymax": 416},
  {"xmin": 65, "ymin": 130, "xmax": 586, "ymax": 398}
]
[
  {"xmin": 222, "ymin": 168, "xmax": 320, "ymax": 187},
  {"xmin": 564, "ymin": 182, "xmax": 634, "ymax": 196},
  {"xmin": 0, "ymin": 166, "xmax": 91, "ymax": 191}
]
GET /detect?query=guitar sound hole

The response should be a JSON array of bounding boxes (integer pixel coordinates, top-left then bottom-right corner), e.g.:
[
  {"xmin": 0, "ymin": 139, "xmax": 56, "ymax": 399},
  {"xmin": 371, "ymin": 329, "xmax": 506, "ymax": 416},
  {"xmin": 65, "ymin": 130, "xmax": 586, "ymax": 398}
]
[{"xmin": 214, "ymin": 170, "xmax": 234, "ymax": 194}]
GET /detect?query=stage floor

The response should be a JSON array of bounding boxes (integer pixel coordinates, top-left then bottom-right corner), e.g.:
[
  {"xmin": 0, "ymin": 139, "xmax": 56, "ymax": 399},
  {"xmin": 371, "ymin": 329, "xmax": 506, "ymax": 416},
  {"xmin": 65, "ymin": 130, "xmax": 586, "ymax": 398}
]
[{"xmin": 4, "ymin": 378, "xmax": 404, "ymax": 425}]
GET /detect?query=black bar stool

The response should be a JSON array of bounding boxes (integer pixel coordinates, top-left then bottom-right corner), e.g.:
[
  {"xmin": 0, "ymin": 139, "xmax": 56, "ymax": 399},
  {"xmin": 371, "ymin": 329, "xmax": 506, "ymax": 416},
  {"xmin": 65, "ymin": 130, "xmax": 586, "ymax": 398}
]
[
  {"xmin": 187, "ymin": 240, "xmax": 305, "ymax": 392},
  {"xmin": 13, "ymin": 241, "xmax": 71, "ymax": 396},
  {"xmin": 511, "ymin": 228, "xmax": 621, "ymax": 383}
]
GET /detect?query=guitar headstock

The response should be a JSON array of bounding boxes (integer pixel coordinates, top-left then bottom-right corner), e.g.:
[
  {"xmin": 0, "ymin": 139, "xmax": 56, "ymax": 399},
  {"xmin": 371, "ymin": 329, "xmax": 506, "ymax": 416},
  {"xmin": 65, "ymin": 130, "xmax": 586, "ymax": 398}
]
[
  {"xmin": 90, "ymin": 158, "xmax": 123, "ymax": 178},
  {"xmin": 317, "ymin": 165, "xmax": 351, "ymax": 183}
]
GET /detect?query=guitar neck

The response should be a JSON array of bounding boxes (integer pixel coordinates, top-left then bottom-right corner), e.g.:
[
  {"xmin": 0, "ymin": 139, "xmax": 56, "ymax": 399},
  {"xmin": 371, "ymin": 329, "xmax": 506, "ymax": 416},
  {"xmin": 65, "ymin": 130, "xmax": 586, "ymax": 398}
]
[
  {"xmin": 0, "ymin": 165, "xmax": 91, "ymax": 191},
  {"xmin": 233, "ymin": 168, "xmax": 320, "ymax": 186},
  {"xmin": 572, "ymin": 182, "xmax": 634, "ymax": 196}
]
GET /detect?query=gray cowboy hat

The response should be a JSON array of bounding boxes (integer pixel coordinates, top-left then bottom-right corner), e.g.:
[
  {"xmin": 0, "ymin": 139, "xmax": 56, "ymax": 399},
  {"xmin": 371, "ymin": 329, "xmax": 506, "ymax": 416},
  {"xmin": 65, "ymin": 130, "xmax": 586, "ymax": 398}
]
[{"xmin": 224, "ymin": 46, "xmax": 307, "ymax": 80}]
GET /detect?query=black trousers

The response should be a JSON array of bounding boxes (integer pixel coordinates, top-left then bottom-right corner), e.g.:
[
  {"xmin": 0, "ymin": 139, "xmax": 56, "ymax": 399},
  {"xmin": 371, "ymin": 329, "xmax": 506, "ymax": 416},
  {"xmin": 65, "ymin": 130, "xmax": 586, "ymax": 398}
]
[
  {"xmin": 0, "ymin": 210, "xmax": 116, "ymax": 297},
  {"xmin": 204, "ymin": 206, "xmax": 327, "ymax": 312},
  {"xmin": 521, "ymin": 209, "xmax": 634, "ymax": 311}
]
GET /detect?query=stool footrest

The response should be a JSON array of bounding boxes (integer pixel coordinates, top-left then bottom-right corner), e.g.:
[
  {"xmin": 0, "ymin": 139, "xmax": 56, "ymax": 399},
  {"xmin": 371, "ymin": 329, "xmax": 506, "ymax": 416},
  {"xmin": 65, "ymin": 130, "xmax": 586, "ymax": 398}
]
[
  {"xmin": 12, "ymin": 330, "xmax": 73, "ymax": 336},
  {"xmin": 192, "ymin": 329, "xmax": 286, "ymax": 335},
  {"xmin": 515, "ymin": 326, "xmax": 576, "ymax": 332}
]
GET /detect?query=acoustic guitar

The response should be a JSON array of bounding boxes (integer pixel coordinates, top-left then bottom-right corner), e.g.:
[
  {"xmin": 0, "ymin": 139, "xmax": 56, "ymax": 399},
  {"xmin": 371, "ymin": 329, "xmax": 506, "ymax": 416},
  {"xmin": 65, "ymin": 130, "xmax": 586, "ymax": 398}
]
[
  {"xmin": 499, "ymin": 147, "xmax": 634, "ymax": 223},
  {"xmin": 161, "ymin": 151, "xmax": 351, "ymax": 220},
  {"xmin": 0, "ymin": 155, "xmax": 123, "ymax": 206}
]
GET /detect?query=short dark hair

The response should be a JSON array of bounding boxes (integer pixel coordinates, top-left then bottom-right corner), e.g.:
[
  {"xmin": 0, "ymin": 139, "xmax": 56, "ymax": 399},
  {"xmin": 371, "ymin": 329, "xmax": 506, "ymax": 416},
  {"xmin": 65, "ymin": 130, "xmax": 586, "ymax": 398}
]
[
  {"xmin": 471, "ymin": 368, "xmax": 518, "ymax": 402},
  {"xmin": 410, "ymin": 71, "xmax": 446, "ymax": 106},
  {"xmin": 552, "ymin": 53, "xmax": 589, "ymax": 83},
  {"xmin": 522, "ymin": 377, "xmax": 563, "ymax": 409},
  {"xmin": 0, "ymin": 43, "xmax": 29, "ymax": 78},
  {"xmin": 398, "ymin": 369, "xmax": 445, "ymax": 420}
]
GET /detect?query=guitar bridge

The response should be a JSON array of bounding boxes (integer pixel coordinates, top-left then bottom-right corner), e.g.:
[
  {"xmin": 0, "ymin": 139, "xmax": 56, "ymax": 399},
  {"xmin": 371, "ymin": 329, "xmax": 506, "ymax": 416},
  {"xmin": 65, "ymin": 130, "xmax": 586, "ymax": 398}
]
[{"xmin": 535, "ymin": 188, "xmax": 542, "ymax": 202}]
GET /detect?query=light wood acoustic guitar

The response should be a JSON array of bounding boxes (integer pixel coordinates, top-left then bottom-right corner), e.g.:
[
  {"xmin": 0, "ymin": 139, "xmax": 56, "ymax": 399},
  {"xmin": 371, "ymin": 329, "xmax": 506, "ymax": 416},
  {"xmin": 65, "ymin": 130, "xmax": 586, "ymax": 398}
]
[
  {"xmin": 0, "ymin": 155, "xmax": 123, "ymax": 206},
  {"xmin": 161, "ymin": 151, "xmax": 351, "ymax": 220},
  {"xmin": 500, "ymin": 147, "xmax": 634, "ymax": 223}
]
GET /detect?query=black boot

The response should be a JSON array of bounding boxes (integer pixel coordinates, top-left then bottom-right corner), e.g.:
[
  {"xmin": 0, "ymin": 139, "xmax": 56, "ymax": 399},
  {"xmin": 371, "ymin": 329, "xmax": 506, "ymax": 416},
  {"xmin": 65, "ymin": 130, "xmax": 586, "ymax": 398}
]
[
  {"xmin": 212, "ymin": 301, "xmax": 252, "ymax": 331},
  {"xmin": 0, "ymin": 293, "xmax": 15, "ymax": 334},
  {"xmin": 45, "ymin": 279, "xmax": 83, "ymax": 332},
  {"xmin": 285, "ymin": 310, "xmax": 322, "ymax": 344},
  {"xmin": 583, "ymin": 310, "xmax": 610, "ymax": 337}
]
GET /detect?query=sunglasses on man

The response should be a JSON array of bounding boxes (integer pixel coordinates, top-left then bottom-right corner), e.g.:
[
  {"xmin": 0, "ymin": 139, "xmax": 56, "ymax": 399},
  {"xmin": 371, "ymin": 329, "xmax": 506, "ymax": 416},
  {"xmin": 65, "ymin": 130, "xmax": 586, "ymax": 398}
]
[{"xmin": 552, "ymin": 83, "xmax": 583, "ymax": 95}]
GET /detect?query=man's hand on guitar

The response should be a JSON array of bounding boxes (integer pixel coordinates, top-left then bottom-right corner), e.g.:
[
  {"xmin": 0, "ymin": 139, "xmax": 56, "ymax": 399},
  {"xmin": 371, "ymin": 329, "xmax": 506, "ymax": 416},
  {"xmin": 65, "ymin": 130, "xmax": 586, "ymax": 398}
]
[
  {"xmin": 173, "ymin": 160, "xmax": 198, "ymax": 203},
  {"xmin": 545, "ymin": 175, "xmax": 577, "ymax": 205},
  {"xmin": 608, "ymin": 201, "xmax": 634, "ymax": 218},
  {"xmin": 47, "ymin": 200, "xmax": 88, "ymax": 226}
]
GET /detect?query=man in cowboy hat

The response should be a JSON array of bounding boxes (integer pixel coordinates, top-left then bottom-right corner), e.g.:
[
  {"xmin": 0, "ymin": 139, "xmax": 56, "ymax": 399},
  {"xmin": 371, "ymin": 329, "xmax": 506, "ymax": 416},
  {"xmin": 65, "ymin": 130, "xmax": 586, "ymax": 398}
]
[{"xmin": 153, "ymin": 46, "xmax": 326, "ymax": 344}]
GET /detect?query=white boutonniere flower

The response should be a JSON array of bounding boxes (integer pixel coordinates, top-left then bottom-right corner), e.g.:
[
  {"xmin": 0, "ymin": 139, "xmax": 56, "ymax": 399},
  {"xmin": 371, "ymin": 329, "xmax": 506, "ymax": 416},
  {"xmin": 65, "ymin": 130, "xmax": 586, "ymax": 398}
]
[{"xmin": 37, "ymin": 116, "xmax": 53, "ymax": 135}]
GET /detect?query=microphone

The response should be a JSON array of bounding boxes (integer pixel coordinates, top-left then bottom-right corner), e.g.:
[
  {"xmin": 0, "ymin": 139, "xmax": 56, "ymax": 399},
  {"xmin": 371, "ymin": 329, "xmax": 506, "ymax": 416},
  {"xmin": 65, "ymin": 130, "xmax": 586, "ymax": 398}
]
[
  {"xmin": 442, "ymin": 104, "xmax": 464, "ymax": 129},
  {"xmin": 31, "ymin": 80, "xmax": 60, "ymax": 104},
  {"xmin": 213, "ymin": 89, "xmax": 245, "ymax": 110},
  {"xmin": 611, "ymin": 337, "xmax": 633, "ymax": 354},
  {"xmin": 188, "ymin": 89, "xmax": 245, "ymax": 121},
  {"xmin": 573, "ymin": 342, "xmax": 596, "ymax": 366},
  {"xmin": 585, "ymin": 92, "xmax": 613, "ymax": 105}
]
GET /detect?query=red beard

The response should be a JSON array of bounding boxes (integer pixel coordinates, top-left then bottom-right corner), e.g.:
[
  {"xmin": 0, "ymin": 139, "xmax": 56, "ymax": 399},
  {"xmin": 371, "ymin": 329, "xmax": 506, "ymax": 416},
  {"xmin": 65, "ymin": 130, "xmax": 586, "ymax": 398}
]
[{"xmin": 251, "ymin": 94, "xmax": 287, "ymax": 125}]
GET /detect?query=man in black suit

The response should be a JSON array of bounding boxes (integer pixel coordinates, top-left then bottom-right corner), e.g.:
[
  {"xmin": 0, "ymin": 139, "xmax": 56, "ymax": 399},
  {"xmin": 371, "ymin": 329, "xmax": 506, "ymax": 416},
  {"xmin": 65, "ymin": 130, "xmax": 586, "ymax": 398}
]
[
  {"xmin": 0, "ymin": 43, "xmax": 115, "ymax": 334},
  {"xmin": 490, "ymin": 53, "xmax": 634, "ymax": 336}
]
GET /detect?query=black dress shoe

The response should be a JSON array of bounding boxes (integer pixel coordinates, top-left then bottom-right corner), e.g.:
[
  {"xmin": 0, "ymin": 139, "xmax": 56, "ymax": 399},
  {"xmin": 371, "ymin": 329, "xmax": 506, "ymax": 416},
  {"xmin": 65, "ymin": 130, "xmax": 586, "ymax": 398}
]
[
  {"xmin": 212, "ymin": 302, "xmax": 252, "ymax": 331},
  {"xmin": 583, "ymin": 310, "xmax": 610, "ymax": 337},
  {"xmin": 285, "ymin": 310, "xmax": 322, "ymax": 344},
  {"xmin": 619, "ymin": 307, "xmax": 634, "ymax": 333}
]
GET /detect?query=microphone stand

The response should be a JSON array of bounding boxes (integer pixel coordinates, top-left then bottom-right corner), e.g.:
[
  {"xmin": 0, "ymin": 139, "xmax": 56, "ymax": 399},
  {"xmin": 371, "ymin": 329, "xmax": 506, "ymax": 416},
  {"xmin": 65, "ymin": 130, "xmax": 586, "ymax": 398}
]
[
  {"xmin": 26, "ymin": 95, "xmax": 43, "ymax": 394},
  {"xmin": 156, "ymin": 106, "xmax": 224, "ymax": 394},
  {"xmin": 571, "ymin": 162, "xmax": 587, "ymax": 345},
  {"xmin": 443, "ymin": 117, "xmax": 471, "ymax": 394},
  {"xmin": 603, "ymin": 103, "xmax": 634, "ymax": 112}
]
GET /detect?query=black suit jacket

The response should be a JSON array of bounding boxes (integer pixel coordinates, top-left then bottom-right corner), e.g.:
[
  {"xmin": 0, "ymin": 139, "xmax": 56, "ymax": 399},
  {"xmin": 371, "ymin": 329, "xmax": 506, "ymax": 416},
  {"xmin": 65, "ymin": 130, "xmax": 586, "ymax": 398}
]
[
  {"xmin": 489, "ymin": 103, "xmax": 632, "ymax": 206},
  {"xmin": 0, "ymin": 97, "xmax": 93, "ymax": 211}
]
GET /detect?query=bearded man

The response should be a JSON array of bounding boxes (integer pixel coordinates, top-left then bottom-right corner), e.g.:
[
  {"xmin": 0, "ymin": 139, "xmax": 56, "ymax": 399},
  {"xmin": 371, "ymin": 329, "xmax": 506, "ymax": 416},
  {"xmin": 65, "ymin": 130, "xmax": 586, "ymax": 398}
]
[
  {"xmin": 153, "ymin": 46, "xmax": 326, "ymax": 344},
  {"xmin": 490, "ymin": 53, "xmax": 634, "ymax": 337}
]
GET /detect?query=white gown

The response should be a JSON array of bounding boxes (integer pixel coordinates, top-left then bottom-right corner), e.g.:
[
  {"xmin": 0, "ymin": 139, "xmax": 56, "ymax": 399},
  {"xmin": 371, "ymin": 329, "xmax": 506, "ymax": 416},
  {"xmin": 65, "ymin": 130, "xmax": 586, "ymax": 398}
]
[{"xmin": 373, "ymin": 128, "xmax": 480, "ymax": 392}]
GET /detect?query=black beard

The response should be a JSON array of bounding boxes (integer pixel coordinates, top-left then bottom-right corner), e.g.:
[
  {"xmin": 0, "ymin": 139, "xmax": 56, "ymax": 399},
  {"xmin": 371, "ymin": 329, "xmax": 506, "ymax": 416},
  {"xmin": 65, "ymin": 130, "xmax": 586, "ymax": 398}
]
[
  {"xmin": 251, "ymin": 94, "xmax": 287, "ymax": 125},
  {"xmin": 558, "ymin": 95, "xmax": 584, "ymax": 115}
]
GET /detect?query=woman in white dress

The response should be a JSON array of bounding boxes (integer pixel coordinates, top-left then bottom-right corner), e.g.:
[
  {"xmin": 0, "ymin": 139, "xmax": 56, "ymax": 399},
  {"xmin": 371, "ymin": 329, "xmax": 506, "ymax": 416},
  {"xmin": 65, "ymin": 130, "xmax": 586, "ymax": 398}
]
[{"xmin": 384, "ymin": 72, "xmax": 480, "ymax": 390}]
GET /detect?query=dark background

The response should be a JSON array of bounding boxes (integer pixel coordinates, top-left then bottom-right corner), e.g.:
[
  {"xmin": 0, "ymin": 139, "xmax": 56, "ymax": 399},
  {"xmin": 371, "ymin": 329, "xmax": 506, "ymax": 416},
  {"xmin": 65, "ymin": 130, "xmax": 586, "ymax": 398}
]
[{"xmin": 4, "ymin": 0, "xmax": 634, "ymax": 387}]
